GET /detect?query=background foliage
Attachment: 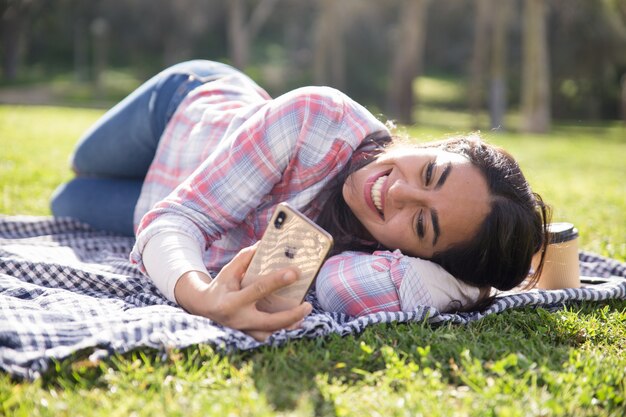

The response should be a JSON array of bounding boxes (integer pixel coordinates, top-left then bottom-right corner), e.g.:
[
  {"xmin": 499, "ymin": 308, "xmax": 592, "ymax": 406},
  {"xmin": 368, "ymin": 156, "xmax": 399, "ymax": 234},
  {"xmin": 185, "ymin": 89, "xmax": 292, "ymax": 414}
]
[{"xmin": 2, "ymin": 0, "xmax": 626, "ymax": 126}]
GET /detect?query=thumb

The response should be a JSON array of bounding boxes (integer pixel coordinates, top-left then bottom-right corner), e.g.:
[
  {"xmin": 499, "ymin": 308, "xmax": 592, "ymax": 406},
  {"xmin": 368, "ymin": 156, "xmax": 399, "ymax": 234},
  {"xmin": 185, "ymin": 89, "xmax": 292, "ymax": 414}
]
[{"xmin": 219, "ymin": 243, "xmax": 258, "ymax": 281}]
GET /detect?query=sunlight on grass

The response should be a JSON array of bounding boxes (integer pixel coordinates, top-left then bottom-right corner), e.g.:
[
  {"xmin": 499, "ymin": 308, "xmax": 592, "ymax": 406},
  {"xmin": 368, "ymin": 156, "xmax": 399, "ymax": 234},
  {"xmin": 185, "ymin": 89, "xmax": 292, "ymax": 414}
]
[{"xmin": 0, "ymin": 105, "xmax": 103, "ymax": 215}]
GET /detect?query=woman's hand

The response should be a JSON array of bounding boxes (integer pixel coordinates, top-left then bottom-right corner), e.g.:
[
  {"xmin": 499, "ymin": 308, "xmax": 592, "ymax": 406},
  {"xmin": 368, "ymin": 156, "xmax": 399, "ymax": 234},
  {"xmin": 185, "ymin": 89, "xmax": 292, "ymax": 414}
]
[{"xmin": 173, "ymin": 245, "xmax": 312, "ymax": 342}]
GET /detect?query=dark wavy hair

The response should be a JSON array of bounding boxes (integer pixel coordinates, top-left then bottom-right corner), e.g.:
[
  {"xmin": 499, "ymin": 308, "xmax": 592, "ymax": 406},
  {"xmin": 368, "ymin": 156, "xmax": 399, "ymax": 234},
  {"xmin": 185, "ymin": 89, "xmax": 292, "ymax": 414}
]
[
  {"xmin": 316, "ymin": 132, "xmax": 550, "ymax": 296},
  {"xmin": 422, "ymin": 134, "xmax": 550, "ymax": 292}
]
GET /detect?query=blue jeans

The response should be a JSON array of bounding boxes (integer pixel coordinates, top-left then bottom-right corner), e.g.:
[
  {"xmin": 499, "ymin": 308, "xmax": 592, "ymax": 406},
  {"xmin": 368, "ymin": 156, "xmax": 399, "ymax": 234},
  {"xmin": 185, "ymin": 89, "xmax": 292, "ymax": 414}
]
[{"xmin": 51, "ymin": 60, "xmax": 241, "ymax": 236}]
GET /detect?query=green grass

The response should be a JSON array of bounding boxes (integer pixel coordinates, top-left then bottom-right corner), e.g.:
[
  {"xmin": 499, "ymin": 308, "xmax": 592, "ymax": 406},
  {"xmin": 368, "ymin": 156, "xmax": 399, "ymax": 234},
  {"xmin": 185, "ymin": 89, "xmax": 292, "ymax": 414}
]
[
  {"xmin": 0, "ymin": 106, "xmax": 101, "ymax": 214},
  {"xmin": 1, "ymin": 104, "xmax": 625, "ymax": 416}
]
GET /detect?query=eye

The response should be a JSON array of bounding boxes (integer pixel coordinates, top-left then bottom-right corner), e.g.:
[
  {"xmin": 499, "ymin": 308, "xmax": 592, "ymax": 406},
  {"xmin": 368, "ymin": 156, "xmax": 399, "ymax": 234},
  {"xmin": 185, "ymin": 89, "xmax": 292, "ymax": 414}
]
[
  {"xmin": 425, "ymin": 162, "xmax": 435, "ymax": 186},
  {"xmin": 415, "ymin": 209, "xmax": 425, "ymax": 239}
]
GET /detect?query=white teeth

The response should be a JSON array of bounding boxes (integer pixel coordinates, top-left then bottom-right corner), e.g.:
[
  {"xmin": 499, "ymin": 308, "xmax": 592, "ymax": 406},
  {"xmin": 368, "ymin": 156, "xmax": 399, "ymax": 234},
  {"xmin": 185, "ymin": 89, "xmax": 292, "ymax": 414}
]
[{"xmin": 371, "ymin": 175, "xmax": 387, "ymax": 212}]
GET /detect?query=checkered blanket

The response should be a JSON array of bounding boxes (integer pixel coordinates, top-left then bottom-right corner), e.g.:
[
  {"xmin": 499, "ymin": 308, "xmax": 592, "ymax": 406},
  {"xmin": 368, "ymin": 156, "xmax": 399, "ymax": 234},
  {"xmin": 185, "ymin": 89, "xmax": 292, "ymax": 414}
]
[{"xmin": 1, "ymin": 216, "xmax": 625, "ymax": 379}]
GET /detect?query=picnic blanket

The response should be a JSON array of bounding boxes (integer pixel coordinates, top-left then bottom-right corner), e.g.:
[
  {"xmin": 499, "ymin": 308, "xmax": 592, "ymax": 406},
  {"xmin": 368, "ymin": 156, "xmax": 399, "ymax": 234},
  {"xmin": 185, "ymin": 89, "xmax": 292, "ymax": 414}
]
[{"xmin": 1, "ymin": 216, "xmax": 625, "ymax": 380}]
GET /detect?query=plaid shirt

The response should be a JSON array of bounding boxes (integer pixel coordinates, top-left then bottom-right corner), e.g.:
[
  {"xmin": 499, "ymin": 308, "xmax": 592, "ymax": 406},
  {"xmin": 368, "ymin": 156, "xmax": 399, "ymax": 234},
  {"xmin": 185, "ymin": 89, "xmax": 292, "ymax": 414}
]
[{"xmin": 129, "ymin": 75, "xmax": 480, "ymax": 315}]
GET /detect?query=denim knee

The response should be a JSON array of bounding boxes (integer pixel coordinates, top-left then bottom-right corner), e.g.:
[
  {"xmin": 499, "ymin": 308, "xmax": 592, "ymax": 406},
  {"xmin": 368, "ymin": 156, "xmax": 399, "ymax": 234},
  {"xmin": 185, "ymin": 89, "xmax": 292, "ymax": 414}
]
[{"xmin": 50, "ymin": 178, "xmax": 140, "ymax": 236}]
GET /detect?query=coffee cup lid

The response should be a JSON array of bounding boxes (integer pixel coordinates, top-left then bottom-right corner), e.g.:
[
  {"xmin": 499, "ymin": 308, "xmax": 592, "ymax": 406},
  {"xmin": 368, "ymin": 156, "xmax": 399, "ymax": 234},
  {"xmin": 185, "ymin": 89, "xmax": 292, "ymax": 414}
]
[{"xmin": 547, "ymin": 222, "xmax": 579, "ymax": 243}]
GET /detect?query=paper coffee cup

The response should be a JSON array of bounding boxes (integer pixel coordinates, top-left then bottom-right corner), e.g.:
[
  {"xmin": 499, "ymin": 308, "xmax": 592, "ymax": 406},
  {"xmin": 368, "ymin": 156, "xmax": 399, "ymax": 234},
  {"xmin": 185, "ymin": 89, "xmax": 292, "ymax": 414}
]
[{"xmin": 533, "ymin": 222, "xmax": 580, "ymax": 290}]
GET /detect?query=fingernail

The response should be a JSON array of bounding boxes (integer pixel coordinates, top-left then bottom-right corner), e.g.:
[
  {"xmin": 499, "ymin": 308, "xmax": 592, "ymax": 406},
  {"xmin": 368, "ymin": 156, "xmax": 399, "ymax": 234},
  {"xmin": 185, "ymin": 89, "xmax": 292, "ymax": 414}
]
[
  {"xmin": 282, "ymin": 271, "xmax": 296, "ymax": 282},
  {"xmin": 303, "ymin": 303, "xmax": 313, "ymax": 316}
]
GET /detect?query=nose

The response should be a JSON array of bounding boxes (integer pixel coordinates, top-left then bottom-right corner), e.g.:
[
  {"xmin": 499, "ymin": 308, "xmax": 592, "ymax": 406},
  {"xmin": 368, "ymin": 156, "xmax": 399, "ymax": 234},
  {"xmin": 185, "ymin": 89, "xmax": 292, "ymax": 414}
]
[{"xmin": 387, "ymin": 180, "xmax": 430, "ymax": 209}]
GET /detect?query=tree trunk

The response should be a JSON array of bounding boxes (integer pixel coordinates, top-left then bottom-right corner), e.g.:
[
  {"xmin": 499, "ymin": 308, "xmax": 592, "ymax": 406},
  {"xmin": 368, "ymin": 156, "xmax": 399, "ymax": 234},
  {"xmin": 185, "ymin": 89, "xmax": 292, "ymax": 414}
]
[
  {"xmin": 621, "ymin": 73, "xmax": 626, "ymax": 125},
  {"xmin": 91, "ymin": 18, "xmax": 109, "ymax": 100},
  {"xmin": 73, "ymin": 16, "xmax": 89, "ymax": 82},
  {"xmin": 228, "ymin": 0, "xmax": 248, "ymax": 69},
  {"xmin": 521, "ymin": 0, "xmax": 551, "ymax": 133},
  {"xmin": 468, "ymin": 0, "xmax": 490, "ymax": 130},
  {"xmin": 387, "ymin": 0, "xmax": 430, "ymax": 124},
  {"xmin": 228, "ymin": 0, "xmax": 279, "ymax": 70},
  {"xmin": 313, "ymin": 0, "xmax": 345, "ymax": 89},
  {"xmin": 489, "ymin": 0, "xmax": 511, "ymax": 130},
  {"xmin": 1, "ymin": 2, "xmax": 27, "ymax": 81}
]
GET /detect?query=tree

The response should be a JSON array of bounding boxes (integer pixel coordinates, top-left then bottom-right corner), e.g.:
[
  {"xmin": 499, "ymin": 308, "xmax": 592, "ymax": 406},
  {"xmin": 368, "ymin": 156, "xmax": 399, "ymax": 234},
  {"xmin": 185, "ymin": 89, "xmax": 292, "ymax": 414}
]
[
  {"xmin": 228, "ymin": 0, "xmax": 279, "ymax": 69},
  {"xmin": 601, "ymin": 0, "xmax": 626, "ymax": 122},
  {"xmin": 468, "ymin": 0, "xmax": 490, "ymax": 130},
  {"xmin": 1, "ymin": 0, "xmax": 32, "ymax": 81},
  {"xmin": 489, "ymin": 0, "xmax": 512, "ymax": 130},
  {"xmin": 90, "ymin": 17, "xmax": 108, "ymax": 98},
  {"xmin": 387, "ymin": 0, "xmax": 430, "ymax": 124},
  {"xmin": 521, "ymin": 0, "xmax": 551, "ymax": 133},
  {"xmin": 70, "ymin": 0, "xmax": 89, "ymax": 82},
  {"xmin": 313, "ymin": 0, "xmax": 346, "ymax": 89},
  {"xmin": 622, "ymin": 74, "xmax": 626, "ymax": 124}
]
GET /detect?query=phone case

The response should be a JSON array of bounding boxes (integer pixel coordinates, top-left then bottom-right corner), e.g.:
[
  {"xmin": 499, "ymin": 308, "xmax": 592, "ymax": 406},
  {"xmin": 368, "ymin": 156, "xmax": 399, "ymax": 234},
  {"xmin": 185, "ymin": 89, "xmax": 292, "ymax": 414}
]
[{"xmin": 242, "ymin": 202, "xmax": 334, "ymax": 313}]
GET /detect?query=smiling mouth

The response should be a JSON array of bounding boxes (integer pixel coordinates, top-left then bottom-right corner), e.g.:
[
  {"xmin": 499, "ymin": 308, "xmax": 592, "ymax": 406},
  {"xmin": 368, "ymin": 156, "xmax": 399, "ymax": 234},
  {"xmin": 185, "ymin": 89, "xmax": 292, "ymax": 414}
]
[{"xmin": 371, "ymin": 174, "xmax": 388, "ymax": 216}]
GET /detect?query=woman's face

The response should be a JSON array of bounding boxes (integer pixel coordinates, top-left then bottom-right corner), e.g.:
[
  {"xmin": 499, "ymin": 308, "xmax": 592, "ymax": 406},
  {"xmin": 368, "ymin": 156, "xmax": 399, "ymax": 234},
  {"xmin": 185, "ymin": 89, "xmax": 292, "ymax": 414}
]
[{"xmin": 342, "ymin": 145, "xmax": 491, "ymax": 258}]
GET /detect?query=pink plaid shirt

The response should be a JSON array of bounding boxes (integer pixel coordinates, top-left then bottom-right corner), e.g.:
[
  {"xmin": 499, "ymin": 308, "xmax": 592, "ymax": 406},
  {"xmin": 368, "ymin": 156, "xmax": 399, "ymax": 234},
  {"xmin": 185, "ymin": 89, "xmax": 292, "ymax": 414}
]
[{"xmin": 130, "ymin": 74, "xmax": 464, "ymax": 315}]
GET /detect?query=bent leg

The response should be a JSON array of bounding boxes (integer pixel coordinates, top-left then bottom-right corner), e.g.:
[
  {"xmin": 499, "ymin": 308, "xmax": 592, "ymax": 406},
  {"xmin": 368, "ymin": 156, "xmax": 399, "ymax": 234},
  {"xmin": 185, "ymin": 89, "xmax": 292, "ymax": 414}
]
[
  {"xmin": 61, "ymin": 60, "xmax": 243, "ymax": 234},
  {"xmin": 71, "ymin": 60, "xmax": 241, "ymax": 179},
  {"xmin": 50, "ymin": 178, "xmax": 143, "ymax": 236}
]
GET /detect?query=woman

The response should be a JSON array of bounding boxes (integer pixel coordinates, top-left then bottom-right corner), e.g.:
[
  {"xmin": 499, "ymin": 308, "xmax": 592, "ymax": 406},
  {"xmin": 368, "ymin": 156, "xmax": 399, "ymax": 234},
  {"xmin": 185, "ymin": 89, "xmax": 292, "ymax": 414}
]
[{"xmin": 51, "ymin": 60, "xmax": 549, "ymax": 340}]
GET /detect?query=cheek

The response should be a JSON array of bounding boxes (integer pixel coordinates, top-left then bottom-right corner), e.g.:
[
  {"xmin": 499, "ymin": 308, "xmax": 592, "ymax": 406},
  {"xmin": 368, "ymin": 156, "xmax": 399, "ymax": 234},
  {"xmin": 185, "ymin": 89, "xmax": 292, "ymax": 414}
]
[
  {"xmin": 341, "ymin": 180, "xmax": 354, "ymax": 208},
  {"xmin": 344, "ymin": 174, "xmax": 366, "ymax": 209},
  {"xmin": 369, "ymin": 222, "xmax": 415, "ymax": 251}
]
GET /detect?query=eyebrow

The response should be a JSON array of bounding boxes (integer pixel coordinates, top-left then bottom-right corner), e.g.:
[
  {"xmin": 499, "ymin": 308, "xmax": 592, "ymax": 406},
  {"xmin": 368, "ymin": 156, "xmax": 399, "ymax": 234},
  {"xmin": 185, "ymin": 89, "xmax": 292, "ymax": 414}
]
[
  {"xmin": 434, "ymin": 163, "xmax": 452, "ymax": 190},
  {"xmin": 431, "ymin": 209, "xmax": 440, "ymax": 246},
  {"xmin": 431, "ymin": 163, "xmax": 451, "ymax": 245}
]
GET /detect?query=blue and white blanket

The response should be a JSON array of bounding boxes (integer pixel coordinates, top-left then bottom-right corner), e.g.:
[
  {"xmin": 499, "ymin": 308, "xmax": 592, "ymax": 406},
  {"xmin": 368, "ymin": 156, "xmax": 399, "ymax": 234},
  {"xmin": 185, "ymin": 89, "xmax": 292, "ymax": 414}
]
[{"xmin": 1, "ymin": 215, "xmax": 625, "ymax": 379}]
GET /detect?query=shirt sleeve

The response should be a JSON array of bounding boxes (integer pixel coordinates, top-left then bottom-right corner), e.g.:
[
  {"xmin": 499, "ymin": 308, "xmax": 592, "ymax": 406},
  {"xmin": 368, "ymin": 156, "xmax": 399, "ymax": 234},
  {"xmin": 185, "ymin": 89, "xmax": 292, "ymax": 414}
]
[
  {"xmin": 142, "ymin": 230, "xmax": 210, "ymax": 302},
  {"xmin": 130, "ymin": 86, "xmax": 387, "ymax": 274},
  {"xmin": 315, "ymin": 250, "xmax": 481, "ymax": 316}
]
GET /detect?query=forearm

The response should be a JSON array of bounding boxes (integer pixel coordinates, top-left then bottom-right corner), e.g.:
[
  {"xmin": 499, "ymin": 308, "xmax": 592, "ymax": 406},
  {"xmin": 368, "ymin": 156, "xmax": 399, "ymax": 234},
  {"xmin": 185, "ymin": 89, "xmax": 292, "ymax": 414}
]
[{"xmin": 173, "ymin": 270, "xmax": 213, "ymax": 315}]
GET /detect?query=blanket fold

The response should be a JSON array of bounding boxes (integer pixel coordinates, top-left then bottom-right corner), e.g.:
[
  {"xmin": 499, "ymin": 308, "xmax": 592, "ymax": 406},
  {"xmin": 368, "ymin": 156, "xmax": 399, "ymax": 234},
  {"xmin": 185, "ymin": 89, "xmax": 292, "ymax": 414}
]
[{"xmin": 1, "ymin": 215, "xmax": 625, "ymax": 379}]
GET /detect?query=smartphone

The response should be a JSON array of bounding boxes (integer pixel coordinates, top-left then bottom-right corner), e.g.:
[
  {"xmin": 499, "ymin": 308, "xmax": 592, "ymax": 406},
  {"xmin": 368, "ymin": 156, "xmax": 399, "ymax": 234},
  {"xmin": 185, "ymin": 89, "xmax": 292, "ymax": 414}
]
[{"xmin": 241, "ymin": 202, "xmax": 334, "ymax": 313}]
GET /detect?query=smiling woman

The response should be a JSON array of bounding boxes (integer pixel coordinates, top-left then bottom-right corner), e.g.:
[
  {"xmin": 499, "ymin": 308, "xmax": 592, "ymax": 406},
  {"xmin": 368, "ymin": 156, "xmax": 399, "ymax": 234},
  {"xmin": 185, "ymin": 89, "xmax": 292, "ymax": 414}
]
[
  {"xmin": 50, "ymin": 60, "xmax": 549, "ymax": 339},
  {"xmin": 341, "ymin": 144, "xmax": 491, "ymax": 259},
  {"xmin": 315, "ymin": 133, "xmax": 550, "ymax": 315}
]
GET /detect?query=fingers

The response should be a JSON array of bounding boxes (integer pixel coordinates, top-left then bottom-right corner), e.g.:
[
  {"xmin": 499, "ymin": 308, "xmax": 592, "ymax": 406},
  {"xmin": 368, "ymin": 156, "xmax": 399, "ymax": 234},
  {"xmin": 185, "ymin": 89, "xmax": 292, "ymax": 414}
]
[
  {"xmin": 221, "ymin": 244, "xmax": 257, "ymax": 279},
  {"xmin": 198, "ymin": 243, "xmax": 313, "ymax": 340},
  {"xmin": 247, "ymin": 330, "xmax": 271, "ymax": 342},
  {"xmin": 246, "ymin": 313, "xmax": 307, "ymax": 342},
  {"xmin": 237, "ymin": 268, "xmax": 299, "ymax": 305},
  {"xmin": 215, "ymin": 244, "xmax": 259, "ymax": 292},
  {"xmin": 242, "ymin": 302, "xmax": 312, "ymax": 333},
  {"xmin": 247, "ymin": 313, "xmax": 306, "ymax": 342}
]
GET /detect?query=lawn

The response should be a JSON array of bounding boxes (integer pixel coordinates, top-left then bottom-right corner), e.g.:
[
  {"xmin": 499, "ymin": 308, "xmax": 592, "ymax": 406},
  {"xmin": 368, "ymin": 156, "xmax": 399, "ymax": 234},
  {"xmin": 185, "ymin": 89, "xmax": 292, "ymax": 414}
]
[{"xmin": 0, "ymin": 104, "xmax": 625, "ymax": 416}]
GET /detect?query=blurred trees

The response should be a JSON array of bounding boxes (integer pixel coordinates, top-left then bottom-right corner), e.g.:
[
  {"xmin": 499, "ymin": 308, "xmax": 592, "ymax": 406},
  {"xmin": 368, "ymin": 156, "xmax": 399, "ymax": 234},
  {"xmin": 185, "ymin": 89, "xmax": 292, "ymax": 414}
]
[
  {"xmin": 228, "ymin": 0, "xmax": 278, "ymax": 69},
  {"xmin": 549, "ymin": 0, "xmax": 626, "ymax": 122},
  {"xmin": 468, "ymin": 0, "xmax": 513, "ymax": 130},
  {"xmin": 1, "ymin": 0, "xmax": 625, "ymax": 126},
  {"xmin": 387, "ymin": 0, "xmax": 430, "ymax": 124},
  {"xmin": 313, "ymin": 0, "xmax": 346, "ymax": 90},
  {"xmin": 489, "ymin": 0, "xmax": 512, "ymax": 130},
  {"xmin": 521, "ymin": 0, "xmax": 551, "ymax": 133},
  {"xmin": 1, "ymin": 0, "xmax": 33, "ymax": 81},
  {"xmin": 468, "ymin": 0, "xmax": 490, "ymax": 129}
]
